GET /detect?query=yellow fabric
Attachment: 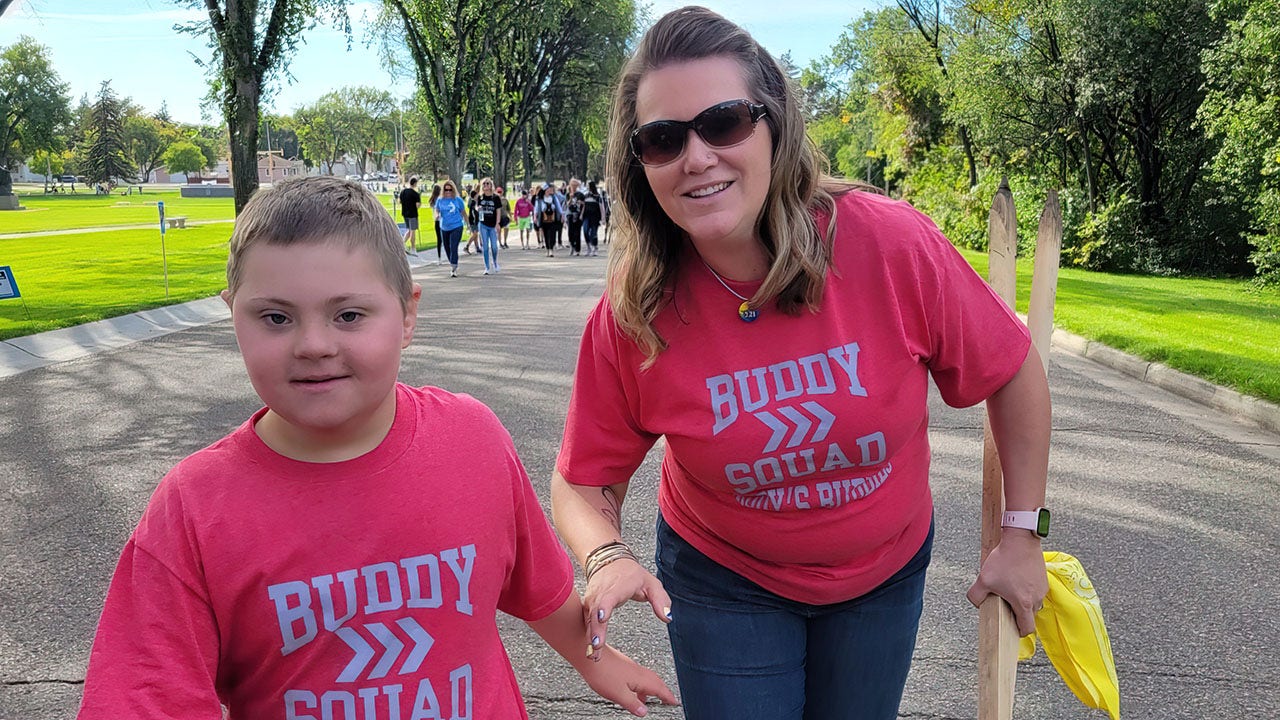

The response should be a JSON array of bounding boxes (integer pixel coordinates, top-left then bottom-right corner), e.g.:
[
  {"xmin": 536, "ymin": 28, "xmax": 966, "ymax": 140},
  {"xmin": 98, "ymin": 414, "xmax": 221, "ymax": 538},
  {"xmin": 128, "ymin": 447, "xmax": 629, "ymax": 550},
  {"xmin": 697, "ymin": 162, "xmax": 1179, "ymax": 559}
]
[{"xmin": 1018, "ymin": 551, "xmax": 1120, "ymax": 720}]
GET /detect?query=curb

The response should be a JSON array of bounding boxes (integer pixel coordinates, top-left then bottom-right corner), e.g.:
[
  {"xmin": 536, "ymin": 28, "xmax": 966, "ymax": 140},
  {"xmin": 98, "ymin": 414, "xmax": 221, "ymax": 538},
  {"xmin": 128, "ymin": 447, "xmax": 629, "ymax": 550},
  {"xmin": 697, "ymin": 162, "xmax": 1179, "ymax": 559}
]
[{"xmin": 1050, "ymin": 326, "xmax": 1280, "ymax": 436}]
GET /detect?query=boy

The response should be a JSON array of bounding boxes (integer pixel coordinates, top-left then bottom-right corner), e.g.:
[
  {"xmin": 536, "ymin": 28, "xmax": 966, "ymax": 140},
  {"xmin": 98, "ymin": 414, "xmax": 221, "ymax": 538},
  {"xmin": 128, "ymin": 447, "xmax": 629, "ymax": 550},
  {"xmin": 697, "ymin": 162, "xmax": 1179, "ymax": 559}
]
[{"xmin": 77, "ymin": 176, "xmax": 675, "ymax": 719}]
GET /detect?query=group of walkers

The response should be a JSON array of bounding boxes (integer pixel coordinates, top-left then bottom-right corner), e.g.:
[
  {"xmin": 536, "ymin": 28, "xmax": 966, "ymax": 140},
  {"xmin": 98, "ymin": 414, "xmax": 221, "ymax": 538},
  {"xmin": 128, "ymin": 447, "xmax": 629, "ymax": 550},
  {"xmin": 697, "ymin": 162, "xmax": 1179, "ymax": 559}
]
[{"xmin": 398, "ymin": 175, "xmax": 611, "ymax": 276}]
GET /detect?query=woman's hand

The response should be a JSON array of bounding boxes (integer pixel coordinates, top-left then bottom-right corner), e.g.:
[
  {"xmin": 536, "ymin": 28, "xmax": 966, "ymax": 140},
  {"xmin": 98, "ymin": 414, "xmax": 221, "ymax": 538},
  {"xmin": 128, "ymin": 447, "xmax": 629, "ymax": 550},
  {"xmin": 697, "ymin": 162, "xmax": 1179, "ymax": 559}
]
[
  {"xmin": 584, "ymin": 557, "xmax": 672, "ymax": 662},
  {"xmin": 965, "ymin": 530, "xmax": 1048, "ymax": 636},
  {"xmin": 577, "ymin": 644, "xmax": 679, "ymax": 716}
]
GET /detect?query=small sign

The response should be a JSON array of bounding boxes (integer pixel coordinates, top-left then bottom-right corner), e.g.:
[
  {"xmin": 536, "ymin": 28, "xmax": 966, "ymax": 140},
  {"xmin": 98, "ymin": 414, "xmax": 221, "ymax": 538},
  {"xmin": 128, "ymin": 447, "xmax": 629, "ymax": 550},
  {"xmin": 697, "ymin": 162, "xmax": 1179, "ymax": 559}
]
[
  {"xmin": 158, "ymin": 200, "xmax": 166, "ymax": 235},
  {"xmin": 0, "ymin": 265, "xmax": 20, "ymax": 299}
]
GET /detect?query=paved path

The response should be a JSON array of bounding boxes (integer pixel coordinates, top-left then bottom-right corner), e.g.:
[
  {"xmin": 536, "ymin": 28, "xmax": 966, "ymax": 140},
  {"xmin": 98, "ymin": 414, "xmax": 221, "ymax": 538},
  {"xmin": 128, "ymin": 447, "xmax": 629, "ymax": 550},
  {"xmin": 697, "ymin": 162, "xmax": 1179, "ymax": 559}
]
[{"xmin": 1, "ymin": 246, "xmax": 1277, "ymax": 719}]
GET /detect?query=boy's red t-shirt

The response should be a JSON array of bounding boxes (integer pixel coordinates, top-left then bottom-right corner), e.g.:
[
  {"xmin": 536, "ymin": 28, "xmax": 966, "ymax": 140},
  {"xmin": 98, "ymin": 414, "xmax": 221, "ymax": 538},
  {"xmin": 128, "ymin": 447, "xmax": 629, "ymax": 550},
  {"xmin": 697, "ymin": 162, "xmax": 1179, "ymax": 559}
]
[
  {"xmin": 557, "ymin": 191, "xmax": 1030, "ymax": 605},
  {"xmin": 79, "ymin": 384, "xmax": 573, "ymax": 719}
]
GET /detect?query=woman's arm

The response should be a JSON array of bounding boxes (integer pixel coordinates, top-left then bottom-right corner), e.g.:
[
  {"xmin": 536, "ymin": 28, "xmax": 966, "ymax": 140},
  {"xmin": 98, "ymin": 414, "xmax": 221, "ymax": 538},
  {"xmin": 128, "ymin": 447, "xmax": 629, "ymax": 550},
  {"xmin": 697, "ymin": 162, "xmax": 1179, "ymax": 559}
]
[
  {"xmin": 551, "ymin": 471, "xmax": 672, "ymax": 658},
  {"xmin": 526, "ymin": 591, "xmax": 678, "ymax": 716},
  {"xmin": 965, "ymin": 344, "xmax": 1051, "ymax": 636}
]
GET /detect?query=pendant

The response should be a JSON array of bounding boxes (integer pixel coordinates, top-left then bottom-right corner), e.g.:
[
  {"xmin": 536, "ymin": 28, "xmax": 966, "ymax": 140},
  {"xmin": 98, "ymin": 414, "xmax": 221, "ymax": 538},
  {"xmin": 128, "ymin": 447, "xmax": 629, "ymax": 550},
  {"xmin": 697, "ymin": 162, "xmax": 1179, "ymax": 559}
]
[{"xmin": 738, "ymin": 301, "xmax": 759, "ymax": 323}]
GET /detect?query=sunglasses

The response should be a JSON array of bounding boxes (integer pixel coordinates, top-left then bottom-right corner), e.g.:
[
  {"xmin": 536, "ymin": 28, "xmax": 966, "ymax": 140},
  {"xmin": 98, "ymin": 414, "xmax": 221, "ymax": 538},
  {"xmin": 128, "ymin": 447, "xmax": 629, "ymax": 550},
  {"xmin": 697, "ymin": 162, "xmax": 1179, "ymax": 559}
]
[
  {"xmin": 443, "ymin": 187, "xmax": 455, "ymax": 192},
  {"xmin": 630, "ymin": 99, "xmax": 768, "ymax": 167}
]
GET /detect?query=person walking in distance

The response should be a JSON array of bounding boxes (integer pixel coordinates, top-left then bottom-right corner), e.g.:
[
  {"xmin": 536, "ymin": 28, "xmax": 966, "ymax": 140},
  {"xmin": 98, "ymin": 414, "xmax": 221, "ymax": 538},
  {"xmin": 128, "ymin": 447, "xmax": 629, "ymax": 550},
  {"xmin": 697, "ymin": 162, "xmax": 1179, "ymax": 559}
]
[
  {"xmin": 497, "ymin": 185, "xmax": 512, "ymax": 249},
  {"xmin": 400, "ymin": 176, "xmax": 422, "ymax": 255},
  {"xmin": 515, "ymin": 189, "xmax": 535, "ymax": 249},
  {"xmin": 550, "ymin": 8, "xmax": 1050, "ymax": 719},
  {"xmin": 582, "ymin": 180, "xmax": 604, "ymax": 257},
  {"xmin": 535, "ymin": 186, "xmax": 563, "ymax": 257},
  {"xmin": 476, "ymin": 178, "xmax": 503, "ymax": 275},
  {"xmin": 428, "ymin": 182, "xmax": 443, "ymax": 265},
  {"xmin": 566, "ymin": 177, "xmax": 586, "ymax": 256},
  {"xmin": 434, "ymin": 179, "xmax": 467, "ymax": 278}
]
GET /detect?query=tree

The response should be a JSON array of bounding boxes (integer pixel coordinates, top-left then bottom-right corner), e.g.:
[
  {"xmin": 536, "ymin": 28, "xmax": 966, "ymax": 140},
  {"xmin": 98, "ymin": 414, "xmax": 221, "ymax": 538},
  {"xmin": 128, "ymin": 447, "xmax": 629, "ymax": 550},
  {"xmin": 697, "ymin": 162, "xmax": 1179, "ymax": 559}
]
[
  {"xmin": 162, "ymin": 140, "xmax": 209, "ymax": 177},
  {"xmin": 1202, "ymin": 0, "xmax": 1280, "ymax": 283},
  {"xmin": 125, "ymin": 114, "xmax": 179, "ymax": 182},
  {"xmin": 294, "ymin": 91, "xmax": 363, "ymax": 173},
  {"xmin": 84, "ymin": 81, "xmax": 137, "ymax": 185},
  {"xmin": 31, "ymin": 147, "xmax": 64, "ymax": 191},
  {"xmin": 383, "ymin": 0, "xmax": 524, "ymax": 183},
  {"xmin": 0, "ymin": 36, "xmax": 72, "ymax": 172},
  {"xmin": 482, "ymin": 0, "xmax": 636, "ymax": 188},
  {"xmin": 176, "ymin": 0, "xmax": 351, "ymax": 214}
]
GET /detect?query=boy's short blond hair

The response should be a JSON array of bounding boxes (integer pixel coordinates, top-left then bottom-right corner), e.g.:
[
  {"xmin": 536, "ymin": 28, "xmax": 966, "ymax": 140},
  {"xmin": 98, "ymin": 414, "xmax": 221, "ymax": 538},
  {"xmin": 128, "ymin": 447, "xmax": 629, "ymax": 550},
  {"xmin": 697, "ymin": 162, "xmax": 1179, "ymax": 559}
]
[{"xmin": 225, "ymin": 176, "xmax": 413, "ymax": 307}]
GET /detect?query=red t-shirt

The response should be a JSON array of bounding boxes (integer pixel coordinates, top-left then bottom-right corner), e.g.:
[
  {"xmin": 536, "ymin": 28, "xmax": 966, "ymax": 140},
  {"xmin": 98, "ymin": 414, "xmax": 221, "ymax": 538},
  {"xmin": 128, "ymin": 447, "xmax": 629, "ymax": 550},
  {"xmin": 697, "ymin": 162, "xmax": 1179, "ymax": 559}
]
[
  {"xmin": 79, "ymin": 384, "xmax": 573, "ymax": 720},
  {"xmin": 557, "ymin": 190, "xmax": 1030, "ymax": 605}
]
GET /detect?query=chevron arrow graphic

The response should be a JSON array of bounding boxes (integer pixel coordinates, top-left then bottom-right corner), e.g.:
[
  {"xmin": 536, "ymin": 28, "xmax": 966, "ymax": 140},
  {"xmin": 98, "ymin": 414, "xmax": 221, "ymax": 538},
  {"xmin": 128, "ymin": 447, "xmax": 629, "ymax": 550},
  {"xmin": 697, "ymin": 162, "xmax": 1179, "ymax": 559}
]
[
  {"xmin": 777, "ymin": 406, "xmax": 813, "ymax": 449},
  {"xmin": 397, "ymin": 617, "xmax": 435, "ymax": 674},
  {"xmin": 335, "ymin": 626, "xmax": 374, "ymax": 683},
  {"xmin": 756, "ymin": 410, "xmax": 788, "ymax": 453},
  {"xmin": 802, "ymin": 401, "xmax": 835, "ymax": 442},
  {"xmin": 365, "ymin": 623, "xmax": 405, "ymax": 680}
]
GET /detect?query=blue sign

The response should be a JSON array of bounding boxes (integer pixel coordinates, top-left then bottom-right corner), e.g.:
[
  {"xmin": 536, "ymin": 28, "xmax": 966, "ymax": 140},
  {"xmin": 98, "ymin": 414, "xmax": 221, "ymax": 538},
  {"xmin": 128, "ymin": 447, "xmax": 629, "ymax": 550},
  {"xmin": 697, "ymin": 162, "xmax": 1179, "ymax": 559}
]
[
  {"xmin": 158, "ymin": 200, "xmax": 166, "ymax": 235},
  {"xmin": 0, "ymin": 265, "xmax": 20, "ymax": 299}
]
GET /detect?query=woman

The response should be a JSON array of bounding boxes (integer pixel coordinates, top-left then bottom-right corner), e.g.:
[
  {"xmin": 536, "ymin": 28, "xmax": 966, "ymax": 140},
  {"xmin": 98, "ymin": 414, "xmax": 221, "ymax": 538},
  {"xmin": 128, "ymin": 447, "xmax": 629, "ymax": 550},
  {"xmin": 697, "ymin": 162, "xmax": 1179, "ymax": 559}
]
[
  {"xmin": 428, "ymin": 182, "xmax": 444, "ymax": 265},
  {"xmin": 550, "ymin": 7, "xmax": 1051, "ymax": 719},
  {"xmin": 535, "ymin": 186, "xmax": 563, "ymax": 257},
  {"xmin": 432, "ymin": 179, "xmax": 466, "ymax": 278},
  {"xmin": 475, "ymin": 177, "xmax": 503, "ymax": 275}
]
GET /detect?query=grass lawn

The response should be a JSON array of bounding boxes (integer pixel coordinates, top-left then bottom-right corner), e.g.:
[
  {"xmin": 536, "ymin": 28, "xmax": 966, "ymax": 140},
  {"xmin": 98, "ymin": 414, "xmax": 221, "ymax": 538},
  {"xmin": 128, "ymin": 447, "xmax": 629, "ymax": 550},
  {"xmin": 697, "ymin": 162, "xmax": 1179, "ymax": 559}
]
[
  {"xmin": 3, "ymin": 187, "xmax": 402, "ymax": 233},
  {"xmin": 960, "ymin": 249, "xmax": 1280, "ymax": 405},
  {"xmin": 0, "ymin": 224, "xmax": 237, "ymax": 337}
]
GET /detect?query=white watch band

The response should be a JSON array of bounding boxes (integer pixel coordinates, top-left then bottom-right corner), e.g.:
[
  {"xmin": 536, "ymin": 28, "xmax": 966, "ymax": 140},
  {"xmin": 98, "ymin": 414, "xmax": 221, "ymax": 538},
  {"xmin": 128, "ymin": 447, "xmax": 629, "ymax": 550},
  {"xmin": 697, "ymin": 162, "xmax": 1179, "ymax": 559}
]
[{"xmin": 1001, "ymin": 508, "xmax": 1048, "ymax": 537}]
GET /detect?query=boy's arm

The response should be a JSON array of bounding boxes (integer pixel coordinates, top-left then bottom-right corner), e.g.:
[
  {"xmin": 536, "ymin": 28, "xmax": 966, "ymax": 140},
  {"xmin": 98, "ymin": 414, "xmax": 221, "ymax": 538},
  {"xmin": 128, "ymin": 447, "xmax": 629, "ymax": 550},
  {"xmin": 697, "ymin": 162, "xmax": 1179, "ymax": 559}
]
[
  {"xmin": 78, "ymin": 539, "xmax": 223, "ymax": 719},
  {"xmin": 526, "ymin": 592, "xmax": 678, "ymax": 717}
]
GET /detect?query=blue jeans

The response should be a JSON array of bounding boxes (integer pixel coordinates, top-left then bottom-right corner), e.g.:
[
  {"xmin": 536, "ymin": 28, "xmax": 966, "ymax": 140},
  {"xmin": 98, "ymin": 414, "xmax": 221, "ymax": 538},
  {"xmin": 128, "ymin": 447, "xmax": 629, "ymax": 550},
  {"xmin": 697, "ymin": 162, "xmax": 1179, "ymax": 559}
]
[
  {"xmin": 479, "ymin": 224, "xmax": 500, "ymax": 271},
  {"xmin": 656, "ymin": 515, "xmax": 932, "ymax": 720},
  {"xmin": 441, "ymin": 226, "xmax": 462, "ymax": 267}
]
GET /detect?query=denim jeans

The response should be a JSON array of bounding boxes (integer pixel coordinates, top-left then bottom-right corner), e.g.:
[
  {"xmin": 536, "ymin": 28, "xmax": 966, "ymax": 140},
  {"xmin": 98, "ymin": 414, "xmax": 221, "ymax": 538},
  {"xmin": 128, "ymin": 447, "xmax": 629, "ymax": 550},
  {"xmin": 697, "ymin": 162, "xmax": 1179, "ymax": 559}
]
[
  {"xmin": 479, "ymin": 223, "xmax": 500, "ymax": 271},
  {"xmin": 656, "ymin": 515, "xmax": 932, "ymax": 720},
  {"xmin": 441, "ymin": 226, "xmax": 463, "ymax": 267}
]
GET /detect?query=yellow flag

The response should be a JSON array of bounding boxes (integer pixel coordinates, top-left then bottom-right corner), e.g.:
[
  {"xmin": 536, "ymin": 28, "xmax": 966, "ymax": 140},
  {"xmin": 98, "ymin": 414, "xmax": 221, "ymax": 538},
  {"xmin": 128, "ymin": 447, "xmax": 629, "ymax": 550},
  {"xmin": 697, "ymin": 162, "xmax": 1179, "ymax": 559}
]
[{"xmin": 1018, "ymin": 552, "xmax": 1120, "ymax": 720}]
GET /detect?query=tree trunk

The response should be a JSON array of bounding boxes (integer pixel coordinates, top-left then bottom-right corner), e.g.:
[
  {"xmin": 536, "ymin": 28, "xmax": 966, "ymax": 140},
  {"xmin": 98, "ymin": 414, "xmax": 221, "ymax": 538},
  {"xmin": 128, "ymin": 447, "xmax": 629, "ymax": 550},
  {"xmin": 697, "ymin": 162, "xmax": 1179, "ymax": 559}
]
[
  {"xmin": 227, "ymin": 71, "xmax": 260, "ymax": 215},
  {"xmin": 1133, "ymin": 92, "xmax": 1163, "ymax": 226}
]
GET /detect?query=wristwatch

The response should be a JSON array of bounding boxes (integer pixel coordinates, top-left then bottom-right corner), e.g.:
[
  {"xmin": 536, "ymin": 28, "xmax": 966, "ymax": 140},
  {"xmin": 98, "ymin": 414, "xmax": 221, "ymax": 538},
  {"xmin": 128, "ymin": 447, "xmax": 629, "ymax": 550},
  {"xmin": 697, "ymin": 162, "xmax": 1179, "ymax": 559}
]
[{"xmin": 1002, "ymin": 507, "xmax": 1050, "ymax": 538}]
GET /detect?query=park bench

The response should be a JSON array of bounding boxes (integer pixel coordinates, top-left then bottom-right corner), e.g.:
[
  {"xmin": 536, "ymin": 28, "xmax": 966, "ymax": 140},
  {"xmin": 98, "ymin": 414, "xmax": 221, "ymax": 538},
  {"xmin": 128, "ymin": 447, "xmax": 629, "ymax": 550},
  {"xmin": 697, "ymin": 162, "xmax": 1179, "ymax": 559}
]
[{"xmin": 165, "ymin": 216, "xmax": 188, "ymax": 229}]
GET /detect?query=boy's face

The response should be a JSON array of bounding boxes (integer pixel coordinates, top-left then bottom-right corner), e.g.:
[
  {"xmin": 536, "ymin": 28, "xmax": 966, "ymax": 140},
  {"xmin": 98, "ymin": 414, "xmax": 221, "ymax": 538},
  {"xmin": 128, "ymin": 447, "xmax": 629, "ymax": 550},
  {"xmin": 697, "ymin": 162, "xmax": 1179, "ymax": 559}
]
[{"xmin": 223, "ymin": 241, "xmax": 421, "ymax": 450}]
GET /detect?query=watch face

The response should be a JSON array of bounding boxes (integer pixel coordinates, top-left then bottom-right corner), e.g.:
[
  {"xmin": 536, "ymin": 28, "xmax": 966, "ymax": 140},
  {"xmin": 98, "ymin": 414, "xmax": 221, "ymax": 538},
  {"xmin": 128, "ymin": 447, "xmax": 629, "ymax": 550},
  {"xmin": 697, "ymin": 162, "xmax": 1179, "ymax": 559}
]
[{"xmin": 1036, "ymin": 507, "xmax": 1051, "ymax": 537}]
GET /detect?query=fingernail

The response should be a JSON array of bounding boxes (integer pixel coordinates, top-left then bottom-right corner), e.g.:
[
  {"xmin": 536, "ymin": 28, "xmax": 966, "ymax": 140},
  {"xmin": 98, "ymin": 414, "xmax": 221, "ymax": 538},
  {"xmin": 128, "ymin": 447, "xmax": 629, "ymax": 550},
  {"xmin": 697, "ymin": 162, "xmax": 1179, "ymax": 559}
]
[
  {"xmin": 592, "ymin": 635, "xmax": 601, "ymax": 647},
  {"xmin": 664, "ymin": 606, "xmax": 672, "ymax": 621},
  {"xmin": 586, "ymin": 643, "xmax": 595, "ymax": 657},
  {"xmin": 597, "ymin": 608, "xmax": 605, "ymax": 622}
]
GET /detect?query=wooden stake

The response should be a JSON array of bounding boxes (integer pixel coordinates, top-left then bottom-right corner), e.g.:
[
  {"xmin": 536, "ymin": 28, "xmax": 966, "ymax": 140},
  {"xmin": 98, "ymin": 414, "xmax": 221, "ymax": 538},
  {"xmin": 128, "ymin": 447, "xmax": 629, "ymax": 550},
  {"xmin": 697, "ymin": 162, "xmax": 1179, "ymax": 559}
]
[
  {"xmin": 1027, "ymin": 190, "xmax": 1062, "ymax": 375},
  {"xmin": 979, "ymin": 177, "xmax": 1019, "ymax": 720}
]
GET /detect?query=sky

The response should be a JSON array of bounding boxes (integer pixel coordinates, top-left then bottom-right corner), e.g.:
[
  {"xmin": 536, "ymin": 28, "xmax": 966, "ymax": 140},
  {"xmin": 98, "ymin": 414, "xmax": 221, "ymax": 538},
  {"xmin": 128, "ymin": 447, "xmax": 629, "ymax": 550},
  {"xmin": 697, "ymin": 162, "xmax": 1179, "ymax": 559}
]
[{"xmin": 2, "ymin": 0, "xmax": 881, "ymax": 127}]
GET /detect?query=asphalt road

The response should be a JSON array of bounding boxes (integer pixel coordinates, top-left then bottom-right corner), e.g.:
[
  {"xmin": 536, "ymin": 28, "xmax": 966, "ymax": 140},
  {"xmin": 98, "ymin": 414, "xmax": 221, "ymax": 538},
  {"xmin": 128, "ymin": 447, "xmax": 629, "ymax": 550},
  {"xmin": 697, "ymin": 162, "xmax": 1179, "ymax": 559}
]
[{"xmin": 2, "ymin": 244, "xmax": 1277, "ymax": 719}]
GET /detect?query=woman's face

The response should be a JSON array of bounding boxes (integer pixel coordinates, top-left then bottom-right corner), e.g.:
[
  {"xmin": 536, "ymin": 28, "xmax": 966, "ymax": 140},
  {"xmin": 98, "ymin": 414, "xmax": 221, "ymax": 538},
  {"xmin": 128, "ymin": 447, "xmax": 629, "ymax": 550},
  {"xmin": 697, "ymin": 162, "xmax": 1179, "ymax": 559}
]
[{"xmin": 634, "ymin": 55, "xmax": 773, "ymax": 250}]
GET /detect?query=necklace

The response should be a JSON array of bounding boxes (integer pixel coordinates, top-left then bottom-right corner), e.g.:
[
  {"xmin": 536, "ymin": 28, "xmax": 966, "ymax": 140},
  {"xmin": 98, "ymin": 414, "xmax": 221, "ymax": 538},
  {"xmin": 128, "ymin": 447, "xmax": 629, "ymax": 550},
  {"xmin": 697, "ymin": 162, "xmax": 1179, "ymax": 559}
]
[{"xmin": 700, "ymin": 257, "xmax": 760, "ymax": 323}]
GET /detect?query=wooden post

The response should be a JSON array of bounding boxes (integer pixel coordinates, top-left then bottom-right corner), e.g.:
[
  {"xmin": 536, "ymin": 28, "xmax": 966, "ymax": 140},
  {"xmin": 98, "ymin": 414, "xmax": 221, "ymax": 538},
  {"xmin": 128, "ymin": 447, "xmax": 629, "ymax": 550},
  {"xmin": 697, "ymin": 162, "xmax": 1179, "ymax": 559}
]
[
  {"xmin": 978, "ymin": 183, "xmax": 1063, "ymax": 719},
  {"xmin": 979, "ymin": 177, "xmax": 1020, "ymax": 720}
]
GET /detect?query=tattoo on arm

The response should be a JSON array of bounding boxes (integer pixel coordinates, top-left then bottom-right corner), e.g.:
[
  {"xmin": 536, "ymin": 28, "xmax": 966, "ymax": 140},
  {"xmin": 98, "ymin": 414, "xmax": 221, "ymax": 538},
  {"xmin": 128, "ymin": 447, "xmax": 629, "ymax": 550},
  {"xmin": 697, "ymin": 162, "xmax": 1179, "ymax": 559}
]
[{"xmin": 600, "ymin": 486, "xmax": 622, "ymax": 532}]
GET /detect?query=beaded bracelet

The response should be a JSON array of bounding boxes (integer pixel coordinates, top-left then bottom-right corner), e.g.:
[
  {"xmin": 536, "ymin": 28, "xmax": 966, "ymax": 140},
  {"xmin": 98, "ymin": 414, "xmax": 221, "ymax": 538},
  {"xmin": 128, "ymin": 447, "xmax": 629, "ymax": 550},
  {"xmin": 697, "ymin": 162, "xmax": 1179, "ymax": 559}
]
[{"xmin": 584, "ymin": 540, "xmax": 639, "ymax": 583}]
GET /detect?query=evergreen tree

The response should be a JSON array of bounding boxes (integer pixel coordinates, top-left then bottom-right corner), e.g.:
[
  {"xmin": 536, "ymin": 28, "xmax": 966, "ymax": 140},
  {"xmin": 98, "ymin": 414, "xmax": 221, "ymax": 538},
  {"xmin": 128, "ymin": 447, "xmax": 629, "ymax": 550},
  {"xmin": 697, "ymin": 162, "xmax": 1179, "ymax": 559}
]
[{"xmin": 84, "ymin": 81, "xmax": 136, "ymax": 185}]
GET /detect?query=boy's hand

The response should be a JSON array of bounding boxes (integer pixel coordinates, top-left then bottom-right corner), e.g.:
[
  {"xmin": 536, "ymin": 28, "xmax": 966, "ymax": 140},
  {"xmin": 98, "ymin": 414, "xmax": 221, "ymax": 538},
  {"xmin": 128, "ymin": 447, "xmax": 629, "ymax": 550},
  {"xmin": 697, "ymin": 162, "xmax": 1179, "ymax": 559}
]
[
  {"xmin": 579, "ymin": 644, "xmax": 679, "ymax": 716},
  {"xmin": 585, "ymin": 559, "xmax": 671, "ymax": 662}
]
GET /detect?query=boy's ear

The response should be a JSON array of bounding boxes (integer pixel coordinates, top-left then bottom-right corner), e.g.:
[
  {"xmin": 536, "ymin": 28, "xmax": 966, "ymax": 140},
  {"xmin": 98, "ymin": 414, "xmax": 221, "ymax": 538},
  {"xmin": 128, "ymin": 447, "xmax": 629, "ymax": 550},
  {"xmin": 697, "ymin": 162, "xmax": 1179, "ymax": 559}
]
[
  {"xmin": 220, "ymin": 288, "xmax": 232, "ymax": 309},
  {"xmin": 402, "ymin": 283, "xmax": 423, "ymax": 348}
]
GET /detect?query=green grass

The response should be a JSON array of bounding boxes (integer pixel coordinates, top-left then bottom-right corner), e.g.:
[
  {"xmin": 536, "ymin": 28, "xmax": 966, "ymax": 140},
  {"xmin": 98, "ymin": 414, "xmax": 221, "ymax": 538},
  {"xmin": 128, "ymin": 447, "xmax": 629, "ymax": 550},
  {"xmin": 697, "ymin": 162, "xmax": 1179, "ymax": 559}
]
[
  {"xmin": 3, "ymin": 187, "xmax": 402, "ymax": 233},
  {"xmin": 0, "ymin": 224, "xmax": 237, "ymax": 336},
  {"xmin": 960, "ymin": 249, "xmax": 1280, "ymax": 404}
]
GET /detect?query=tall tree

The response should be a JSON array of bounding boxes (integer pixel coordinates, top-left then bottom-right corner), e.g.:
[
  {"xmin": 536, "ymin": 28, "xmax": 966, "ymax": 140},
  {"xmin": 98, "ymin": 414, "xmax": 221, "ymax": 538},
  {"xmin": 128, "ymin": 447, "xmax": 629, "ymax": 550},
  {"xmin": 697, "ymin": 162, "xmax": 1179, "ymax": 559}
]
[
  {"xmin": 177, "ymin": 0, "xmax": 350, "ymax": 213},
  {"xmin": 125, "ymin": 114, "xmax": 179, "ymax": 182},
  {"xmin": 84, "ymin": 81, "xmax": 136, "ymax": 185},
  {"xmin": 0, "ymin": 36, "xmax": 72, "ymax": 173},
  {"xmin": 383, "ymin": 0, "xmax": 524, "ymax": 182},
  {"xmin": 486, "ymin": 0, "xmax": 635, "ymax": 188}
]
